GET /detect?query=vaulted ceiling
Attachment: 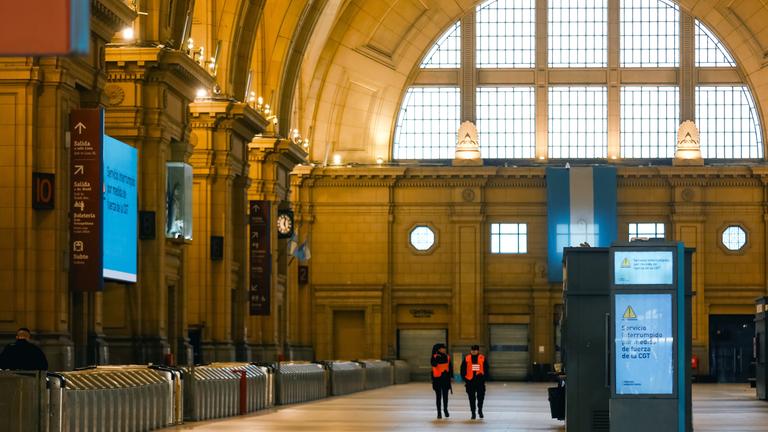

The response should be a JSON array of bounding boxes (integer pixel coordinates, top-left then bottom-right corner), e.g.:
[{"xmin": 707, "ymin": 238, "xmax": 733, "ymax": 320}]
[{"xmin": 139, "ymin": 0, "xmax": 768, "ymax": 163}]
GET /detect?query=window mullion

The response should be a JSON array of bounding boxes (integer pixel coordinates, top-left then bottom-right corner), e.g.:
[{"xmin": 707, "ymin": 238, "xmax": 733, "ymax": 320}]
[
  {"xmin": 536, "ymin": 0, "xmax": 548, "ymax": 160},
  {"xmin": 608, "ymin": 0, "xmax": 620, "ymax": 160},
  {"xmin": 680, "ymin": 11, "xmax": 696, "ymax": 122},
  {"xmin": 460, "ymin": 11, "xmax": 476, "ymax": 123}
]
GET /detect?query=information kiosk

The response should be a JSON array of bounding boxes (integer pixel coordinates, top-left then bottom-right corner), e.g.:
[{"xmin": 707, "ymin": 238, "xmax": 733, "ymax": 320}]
[
  {"xmin": 562, "ymin": 248, "xmax": 611, "ymax": 431},
  {"xmin": 609, "ymin": 242, "xmax": 691, "ymax": 432},
  {"xmin": 756, "ymin": 296, "xmax": 768, "ymax": 400}
]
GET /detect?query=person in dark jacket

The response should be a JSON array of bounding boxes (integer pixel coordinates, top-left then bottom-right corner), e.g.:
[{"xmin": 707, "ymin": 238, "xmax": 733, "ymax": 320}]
[
  {"xmin": 0, "ymin": 327, "xmax": 48, "ymax": 371},
  {"xmin": 460, "ymin": 344, "xmax": 488, "ymax": 419},
  {"xmin": 430, "ymin": 342, "xmax": 452, "ymax": 419}
]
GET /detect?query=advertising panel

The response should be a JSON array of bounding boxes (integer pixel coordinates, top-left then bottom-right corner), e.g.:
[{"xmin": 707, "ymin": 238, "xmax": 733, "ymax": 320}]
[
  {"xmin": 614, "ymin": 250, "xmax": 674, "ymax": 285},
  {"xmin": 614, "ymin": 293, "xmax": 674, "ymax": 395},
  {"xmin": 102, "ymin": 136, "xmax": 138, "ymax": 283}
]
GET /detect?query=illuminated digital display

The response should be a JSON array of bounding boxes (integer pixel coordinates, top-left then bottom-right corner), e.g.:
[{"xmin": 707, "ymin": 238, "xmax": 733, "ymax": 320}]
[
  {"xmin": 615, "ymin": 293, "xmax": 674, "ymax": 395},
  {"xmin": 102, "ymin": 135, "xmax": 138, "ymax": 283},
  {"xmin": 614, "ymin": 250, "xmax": 673, "ymax": 285}
]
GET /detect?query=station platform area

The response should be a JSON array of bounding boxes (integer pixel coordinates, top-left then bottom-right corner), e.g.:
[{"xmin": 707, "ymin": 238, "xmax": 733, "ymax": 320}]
[{"xmin": 163, "ymin": 382, "xmax": 768, "ymax": 432}]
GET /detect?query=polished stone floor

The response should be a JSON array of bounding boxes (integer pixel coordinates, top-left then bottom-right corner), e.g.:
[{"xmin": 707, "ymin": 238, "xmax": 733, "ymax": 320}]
[{"xmin": 166, "ymin": 382, "xmax": 768, "ymax": 431}]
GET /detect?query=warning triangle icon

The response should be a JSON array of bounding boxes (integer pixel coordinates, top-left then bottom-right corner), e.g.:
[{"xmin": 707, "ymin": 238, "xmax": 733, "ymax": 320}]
[{"xmin": 623, "ymin": 305, "xmax": 637, "ymax": 319}]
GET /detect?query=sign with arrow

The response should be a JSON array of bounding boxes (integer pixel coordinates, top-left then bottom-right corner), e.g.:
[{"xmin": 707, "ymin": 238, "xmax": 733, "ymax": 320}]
[
  {"xmin": 69, "ymin": 108, "xmax": 104, "ymax": 292},
  {"xmin": 249, "ymin": 200, "xmax": 271, "ymax": 315}
]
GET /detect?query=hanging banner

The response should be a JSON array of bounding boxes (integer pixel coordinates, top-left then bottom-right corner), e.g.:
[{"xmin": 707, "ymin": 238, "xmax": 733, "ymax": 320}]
[
  {"xmin": 546, "ymin": 166, "xmax": 617, "ymax": 282},
  {"xmin": 0, "ymin": 1, "xmax": 89, "ymax": 55},
  {"xmin": 70, "ymin": 108, "xmax": 104, "ymax": 292},
  {"xmin": 249, "ymin": 200, "xmax": 271, "ymax": 315}
]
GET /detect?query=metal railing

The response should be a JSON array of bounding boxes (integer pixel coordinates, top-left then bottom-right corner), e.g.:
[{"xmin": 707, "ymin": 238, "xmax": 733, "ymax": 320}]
[
  {"xmin": 275, "ymin": 362, "xmax": 327, "ymax": 404},
  {"xmin": 55, "ymin": 366, "xmax": 176, "ymax": 432},
  {"xmin": 359, "ymin": 360, "xmax": 394, "ymax": 390},
  {"xmin": 325, "ymin": 361, "xmax": 365, "ymax": 396},
  {"xmin": 0, "ymin": 371, "xmax": 46, "ymax": 432},
  {"xmin": 0, "ymin": 359, "xmax": 408, "ymax": 431},
  {"xmin": 181, "ymin": 363, "xmax": 272, "ymax": 421},
  {"xmin": 391, "ymin": 360, "xmax": 411, "ymax": 384}
]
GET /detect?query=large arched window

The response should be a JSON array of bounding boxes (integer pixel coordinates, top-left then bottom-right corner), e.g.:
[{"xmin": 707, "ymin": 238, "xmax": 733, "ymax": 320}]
[{"xmin": 393, "ymin": 0, "xmax": 763, "ymax": 161}]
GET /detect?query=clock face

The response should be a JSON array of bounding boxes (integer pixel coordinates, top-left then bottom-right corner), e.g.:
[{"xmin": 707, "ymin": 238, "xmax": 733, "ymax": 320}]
[{"xmin": 277, "ymin": 213, "xmax": 293, "ymax": 235}]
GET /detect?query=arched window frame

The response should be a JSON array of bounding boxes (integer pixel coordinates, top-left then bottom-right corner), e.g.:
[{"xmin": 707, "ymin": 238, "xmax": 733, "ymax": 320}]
[{"xmin": 393, "ymin": 0, "xmax": 763, "ymax": 162}]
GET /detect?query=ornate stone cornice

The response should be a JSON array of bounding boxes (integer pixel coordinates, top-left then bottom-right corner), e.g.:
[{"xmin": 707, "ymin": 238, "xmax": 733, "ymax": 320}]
[
  {"xmin": 189, "ymin": 99, "xmax": 269, "ymax": 138},
  {"xmin": 106, "ymin": 47, "xmax": 215, "ymax": 100},
  {"xmin": 295, "ymin": 164, "xmax": 768, "ymax": 189},
  {"xmin": 92, "ymin": 0, "xmax": 136, "ymax": 42}
]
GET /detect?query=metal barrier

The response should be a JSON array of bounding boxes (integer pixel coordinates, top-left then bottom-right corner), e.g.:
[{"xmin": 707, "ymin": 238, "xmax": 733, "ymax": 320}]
[
  {"xmin": 0, "ymin": 371, "xmax": 46, "ymax": 432},
  {"xmin": 326, "ymin": 361, "xmax": 365, "ymax": 396},
  {"xmin": 275, "ymin": 362, "xmax": 327, "ymax": 404},
  {"xmin": 182, "ymin": 363, "xmax": 272, "ymax": 421},
  {"xmin": 359, "ymin": 360, "xmax": 394, "ymax": 390},
  {"xmin": 56, "ymin": 366, "xmax": 174, "ymax": 432},
  {"xmin": 390, "ymin": 360, "xmax": 411, "ymax": 384}
]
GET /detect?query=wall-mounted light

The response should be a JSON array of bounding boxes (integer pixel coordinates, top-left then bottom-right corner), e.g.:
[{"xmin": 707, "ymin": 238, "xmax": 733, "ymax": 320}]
[
  {"xmin": 332, "ymin": 154, "xmax": 342, "ymax": 165},
  {"xmin": 122, "ymin": 26, "xmax": 134, "ymax": 41},
  {"xmin": 290, "ymin": 128, "xmax": 310, "ymax": 149},
  {"xmin": 376, "ymin": 157, "xmax": 384, "ymax": 165},
  {"xmin": 195, "ymin": 88, "xmax": 209, "ymax": 99}
]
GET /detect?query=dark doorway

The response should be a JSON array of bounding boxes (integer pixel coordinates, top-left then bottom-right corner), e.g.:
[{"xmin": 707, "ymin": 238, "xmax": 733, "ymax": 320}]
[
  {"xmin": 709, "ymin": 314, "xmax": 754, "ymax": 383},
  {"xmin": 188, "ymin": 327, "xmax": 202, "ymax": 365}
]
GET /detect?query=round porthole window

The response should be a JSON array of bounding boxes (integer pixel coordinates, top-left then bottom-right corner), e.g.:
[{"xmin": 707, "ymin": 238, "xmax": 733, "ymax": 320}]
[
  {"xmin": 410, "ymin": 226, "xmax": 435, "ymax": 251},
  {"xmin": 721, "ymin": 225, "xmax": 746, "ymax": 251}
]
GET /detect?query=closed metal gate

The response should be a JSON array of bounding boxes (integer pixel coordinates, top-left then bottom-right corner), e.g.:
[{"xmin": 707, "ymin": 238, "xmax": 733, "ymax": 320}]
[
  {"xmin": 398, "ymin": 329, "xmax": 447, "ymax": 381},
  {"xmin": 489, "ymin": 324, "xmax": 529, "ymax": 381}
]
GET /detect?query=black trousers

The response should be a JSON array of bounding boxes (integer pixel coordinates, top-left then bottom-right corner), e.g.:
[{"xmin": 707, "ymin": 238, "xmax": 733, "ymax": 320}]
[
  {"xmin": 434, "ymin": 386, "xmax": 449, "ymax": 412},
  {"xmin": 465, "ymin": 381, "xmax": 485, "ymax": 413}
]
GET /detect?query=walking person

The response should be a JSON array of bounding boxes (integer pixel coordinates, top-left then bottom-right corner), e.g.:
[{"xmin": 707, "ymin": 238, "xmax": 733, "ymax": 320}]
[
  {"xmin": 430, "ymin": 342, "xmax": 452, "ymax": 419},
  {"xmin": 0, "ymin": 327, "xmax": 48, "ymax": 371},
  {"xmin": 461, "ymin": 344, "xmax": 488, "ymax": 419}
]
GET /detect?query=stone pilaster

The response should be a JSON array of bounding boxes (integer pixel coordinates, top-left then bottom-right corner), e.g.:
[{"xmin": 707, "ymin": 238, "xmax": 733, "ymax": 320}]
[
  {"xmin": 247, "ymin": 138, "xmax": 307, "ymax": 360},
  {"xmin": 0, "ymin": 0, "xmax": 134, "ymax": 370},
  {"xmin": 188, "ymin": 99, "xmax": 267, "ymax": 363},
  {"xmin": 104, "ymin": 46, "xmax": 213, "ymax": 365}
]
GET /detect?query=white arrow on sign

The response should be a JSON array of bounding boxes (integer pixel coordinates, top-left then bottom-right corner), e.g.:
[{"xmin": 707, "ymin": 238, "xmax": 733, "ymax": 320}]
[
  {"xmin": 74, "ymin": 122, "xmax": 86, "ymax": 134},
  {"xmin": 74, "ymin": 165, "xmax": 84, "ymax": 175}
]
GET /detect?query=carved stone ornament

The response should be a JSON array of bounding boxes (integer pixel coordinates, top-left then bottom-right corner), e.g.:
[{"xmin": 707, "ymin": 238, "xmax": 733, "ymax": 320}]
[
  {"xmin": 462, "ymin": 188, "xmax": 475, "ymax": 202},
  {"xmin": 681, "ymin": 187, "xmax": 695, "ymax": 202},
  {"xmin": 453, "ymin": 121, "xmax": 483, "ymax": 166},
  {"xmin": 673, "ymin": 120, "xmax": 704, "ymax": 166},
  {"xmin": 105, "ymin": 85, "xmax": 125, "ymax": 106}
]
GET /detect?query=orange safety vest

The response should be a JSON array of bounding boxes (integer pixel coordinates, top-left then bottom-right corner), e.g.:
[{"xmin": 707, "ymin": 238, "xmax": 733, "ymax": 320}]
[
  {"xmin": 432, "ymin": 354, "xmax": 450, "ymax": 378},
  {"xmin": 464, "ymin": 354, "xmax": 485, "ymax": 380}
]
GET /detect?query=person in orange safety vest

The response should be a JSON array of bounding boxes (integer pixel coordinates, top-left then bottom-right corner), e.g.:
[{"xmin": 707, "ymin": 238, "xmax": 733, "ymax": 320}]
[
  {"xmin": 430, "ymin": 343, "xmax": 452, "ymax": 419},
  {"xmin": 460, "ymin": 344, "xmax": 488, "ymax": 419}
]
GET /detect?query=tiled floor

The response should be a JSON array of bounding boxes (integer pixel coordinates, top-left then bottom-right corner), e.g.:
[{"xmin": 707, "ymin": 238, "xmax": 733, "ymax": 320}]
[{"xmin": 165, "ymin": 382, "xmax": 768, "ymax": 431}]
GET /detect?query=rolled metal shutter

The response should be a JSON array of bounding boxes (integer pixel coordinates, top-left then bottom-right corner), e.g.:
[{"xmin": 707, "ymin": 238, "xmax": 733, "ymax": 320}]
[
  {"xmin": 398, "ymin": 329, "xmax": 447, "ymax": 381},
  {"xmin": 489, "ymin": 324, "xmax": 529, "ymax": 381}
]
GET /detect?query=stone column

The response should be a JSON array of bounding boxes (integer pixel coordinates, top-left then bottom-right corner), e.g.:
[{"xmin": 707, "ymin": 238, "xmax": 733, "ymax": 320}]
[
  {"xmin": 246, "ymin": 138, "xmax": 307, "ymax": 360},
  {"xmin": 104, "ymin": 47, "xmax": 214, "ymax": 365},
  {"xmin": 0, "ymin": 0, "xmax": 134, "ymax": 370},
  {"xmin": 188, "ymin": 100, "xmax": 267, "ymax": 362}
]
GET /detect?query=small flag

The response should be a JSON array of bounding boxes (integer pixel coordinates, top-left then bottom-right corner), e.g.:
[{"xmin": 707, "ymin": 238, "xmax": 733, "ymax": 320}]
[
  {"xmin": 288, "ymin": 232, "xmax": 298, "ymax": 256},
  {"xmin": 294, "ymin": 236, "xmax": 311, "ymax": 261}
]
